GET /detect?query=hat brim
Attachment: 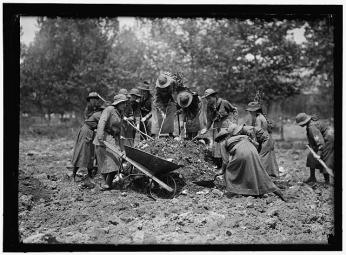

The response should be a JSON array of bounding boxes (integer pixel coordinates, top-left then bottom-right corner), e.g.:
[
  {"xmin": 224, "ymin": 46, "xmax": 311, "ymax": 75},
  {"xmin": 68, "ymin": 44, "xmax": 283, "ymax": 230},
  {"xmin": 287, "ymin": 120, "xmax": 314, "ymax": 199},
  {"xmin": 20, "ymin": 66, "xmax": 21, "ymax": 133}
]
[
  {"xmin": 202, "ymin": 91, "xmax": 217, "ymax": 98},
  {"xmin": 138, "ymin": 86, "xmax": 151, "ymax": 91},
  {"xmin": 112, "ymin": 99, "xmax": 128, "ymax": 106},
  {"xmin": 130, "ymin": 93, "xmax": 142, "ymax": 98},
  {"xmin": 215, "ymin": 131, "xmax": 230, "ymax": 142},
  {"xmin": 297, "ymin": 116, "xmax": 311, "ymax": 126},
  {"xmin": 156, "ymin": 76, "xmax": 174, "ymax": 88},
  {"xmin": 87, "ymin": 96, "xmax": 100, "ymax": 101},
  {"xmin": 246, "ymin": 106, "xmax": 261, "ymax": 112}
]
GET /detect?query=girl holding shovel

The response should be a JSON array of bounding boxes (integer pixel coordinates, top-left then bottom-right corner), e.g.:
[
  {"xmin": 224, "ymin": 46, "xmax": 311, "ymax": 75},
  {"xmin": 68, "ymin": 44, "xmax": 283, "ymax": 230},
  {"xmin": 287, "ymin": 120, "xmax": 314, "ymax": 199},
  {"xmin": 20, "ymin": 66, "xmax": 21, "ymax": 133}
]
[{"xmin": 295, "ymin": 113, "xmax": 334, "ymax": 184}]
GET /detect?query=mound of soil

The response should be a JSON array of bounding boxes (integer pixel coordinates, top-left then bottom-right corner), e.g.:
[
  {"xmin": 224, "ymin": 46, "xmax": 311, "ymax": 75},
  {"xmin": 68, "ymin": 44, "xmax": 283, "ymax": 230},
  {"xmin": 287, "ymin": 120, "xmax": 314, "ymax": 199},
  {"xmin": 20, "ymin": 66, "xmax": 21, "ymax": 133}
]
[{"xmin": 136, "ymin": 138, "xmax": 220, "ymax": 187}]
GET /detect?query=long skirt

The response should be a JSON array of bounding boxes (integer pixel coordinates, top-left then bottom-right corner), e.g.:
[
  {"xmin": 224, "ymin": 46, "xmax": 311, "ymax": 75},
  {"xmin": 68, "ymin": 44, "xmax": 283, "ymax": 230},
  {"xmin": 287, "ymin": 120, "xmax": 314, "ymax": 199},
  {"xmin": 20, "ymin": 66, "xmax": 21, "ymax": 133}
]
[
  {"xmin": 71, "ymin": 124, "xmax": 94, "ymax": 169},
  {"xmin": 95, "ymin": 135, "xmax": 121, "ymax": 174},
  {"xmin": 224, "ymin": 139, "xmax": 278, "ymax": 196},
  {"xmin": 306, "ymin": 128, "xmax": 334, "ymax": 171},
  {"xmin": 151, "ymin": 103, "xmax": 176, "ymax": 135},
  {"xmin": 259, "ymin": 135, "xmax": 279, "ymax": 177}
]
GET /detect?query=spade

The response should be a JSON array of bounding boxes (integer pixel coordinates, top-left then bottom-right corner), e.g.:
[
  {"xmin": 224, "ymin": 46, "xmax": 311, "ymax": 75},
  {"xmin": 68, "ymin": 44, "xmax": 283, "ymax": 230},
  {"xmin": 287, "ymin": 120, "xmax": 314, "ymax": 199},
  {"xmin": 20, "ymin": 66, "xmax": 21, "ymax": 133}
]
[{"xmin": 193, "ymin": 172, "xmax": 223, "ymax": 188}]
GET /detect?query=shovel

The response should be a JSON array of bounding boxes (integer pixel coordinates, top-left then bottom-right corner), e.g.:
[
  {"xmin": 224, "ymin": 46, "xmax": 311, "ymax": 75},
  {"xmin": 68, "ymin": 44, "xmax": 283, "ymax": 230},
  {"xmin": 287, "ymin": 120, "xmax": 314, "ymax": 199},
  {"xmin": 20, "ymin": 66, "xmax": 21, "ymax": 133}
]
[{"xmin": 193, "ymin": 171, "xmax": 224, "ymax": 188}]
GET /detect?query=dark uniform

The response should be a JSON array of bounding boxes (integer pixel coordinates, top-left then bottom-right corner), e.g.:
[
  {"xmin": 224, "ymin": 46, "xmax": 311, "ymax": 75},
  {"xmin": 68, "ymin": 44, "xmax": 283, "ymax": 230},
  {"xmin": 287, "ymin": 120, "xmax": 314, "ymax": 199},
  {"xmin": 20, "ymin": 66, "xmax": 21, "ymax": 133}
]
[
  {"xmin": 71, "ymin": 109, "xmax": 103, "ymax": 179},
  {"xmin": 306, "ymin": 120, "xmax": 334, "ymax": 171},
  {"xmin": 207, "ymin": 98, "xmax": 238, "ymax": 158},
  {"xmin": 179, "ymin": 93, "xmax": 202, "ymax": 139}
]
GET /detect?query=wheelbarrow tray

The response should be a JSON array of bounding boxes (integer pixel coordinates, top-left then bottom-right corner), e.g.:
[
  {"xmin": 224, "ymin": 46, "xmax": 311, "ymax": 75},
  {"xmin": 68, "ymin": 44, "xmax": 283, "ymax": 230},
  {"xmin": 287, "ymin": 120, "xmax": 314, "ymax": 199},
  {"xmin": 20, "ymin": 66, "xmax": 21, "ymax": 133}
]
[{"xmin": 124, "ymin": 145, "xmax": 182, "ymax": 176}]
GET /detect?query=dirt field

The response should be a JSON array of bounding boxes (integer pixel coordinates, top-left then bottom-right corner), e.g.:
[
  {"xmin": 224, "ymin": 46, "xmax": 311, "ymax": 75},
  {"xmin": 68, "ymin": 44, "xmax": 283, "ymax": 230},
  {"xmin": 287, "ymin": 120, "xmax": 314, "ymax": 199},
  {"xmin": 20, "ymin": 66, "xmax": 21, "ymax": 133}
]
[{"xmin": 18, "ymin": 136, "xmax": 334, "ymax": 244}]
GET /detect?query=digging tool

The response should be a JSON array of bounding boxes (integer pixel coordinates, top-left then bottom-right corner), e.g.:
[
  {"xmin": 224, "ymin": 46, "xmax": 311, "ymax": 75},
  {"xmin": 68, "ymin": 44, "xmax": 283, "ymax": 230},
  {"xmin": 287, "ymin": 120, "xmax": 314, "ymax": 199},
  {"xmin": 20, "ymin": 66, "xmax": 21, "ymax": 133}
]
[
  {"xmin": 192, "ymin": 170, "xmax": 224, "ymax": 188},
  {"xmin": 177, "ymin": 113, "xmax": 181, "ymax": 136},
  {"xmin": 124, "ymin": 118, "xmax": 154, "ymax": 141},
  {"xmin": 140, "ymin": 113, "xmax": 148, "ymax": 136},
  {"xmin": 103, "ymin": 140, "xmax": 174, "ymax": 192},
  {"xmin": 306, "ymin": 145, "xmax": 334, "ymax": 177},
  {"xmin": 192, "ymin": 127, "xmax": 217, "ymax": 141}
]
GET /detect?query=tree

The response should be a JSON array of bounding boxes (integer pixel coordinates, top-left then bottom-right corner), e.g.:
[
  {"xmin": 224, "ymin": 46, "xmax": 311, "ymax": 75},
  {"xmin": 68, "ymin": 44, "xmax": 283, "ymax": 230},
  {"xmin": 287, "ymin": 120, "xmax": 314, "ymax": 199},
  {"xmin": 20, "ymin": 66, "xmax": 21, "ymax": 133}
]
[{"xmin": 20, "ymin": 17, "xmax": 119, "ymax": 117}]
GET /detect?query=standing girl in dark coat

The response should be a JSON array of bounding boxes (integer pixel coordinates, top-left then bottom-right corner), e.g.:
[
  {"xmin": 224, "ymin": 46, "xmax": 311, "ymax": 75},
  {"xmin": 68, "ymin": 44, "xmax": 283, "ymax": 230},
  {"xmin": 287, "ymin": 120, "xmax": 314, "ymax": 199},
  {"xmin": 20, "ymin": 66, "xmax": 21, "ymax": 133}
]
[
  {"xmin": 201, "ymin": 88, "xmax": 238, "ymax": 169},
  {"xmin": 94, "ymin": 94, "xmax": 128, "ymax": 190},
  {"xmin": 71, "ymin": 107, "xmax": 104, "ymax": 182},
  {"xmin": 247, "ymin": 101, "xmax": 279, "ymax": 177},
  {"xmin": 296, "ymin": 113, "xmax": 334, "ymax": 184}
]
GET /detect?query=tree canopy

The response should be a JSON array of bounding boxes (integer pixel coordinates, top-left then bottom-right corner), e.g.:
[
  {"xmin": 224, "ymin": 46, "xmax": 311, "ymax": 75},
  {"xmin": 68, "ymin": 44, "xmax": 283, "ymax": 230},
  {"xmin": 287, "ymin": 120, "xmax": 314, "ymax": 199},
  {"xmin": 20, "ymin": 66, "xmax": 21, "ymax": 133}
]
[{"xmin": 20, "ymin": 17, "xmax": 334, "ymax": 117}]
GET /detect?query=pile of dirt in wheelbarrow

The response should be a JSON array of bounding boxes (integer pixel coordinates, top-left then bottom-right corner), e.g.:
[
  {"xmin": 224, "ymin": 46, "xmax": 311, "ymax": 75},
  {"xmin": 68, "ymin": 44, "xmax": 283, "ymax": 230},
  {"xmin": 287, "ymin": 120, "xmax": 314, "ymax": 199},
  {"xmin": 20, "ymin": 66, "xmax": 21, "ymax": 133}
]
[{"xmin": 136, "ymin": 138, "xmax": 219, "ymax": 188}]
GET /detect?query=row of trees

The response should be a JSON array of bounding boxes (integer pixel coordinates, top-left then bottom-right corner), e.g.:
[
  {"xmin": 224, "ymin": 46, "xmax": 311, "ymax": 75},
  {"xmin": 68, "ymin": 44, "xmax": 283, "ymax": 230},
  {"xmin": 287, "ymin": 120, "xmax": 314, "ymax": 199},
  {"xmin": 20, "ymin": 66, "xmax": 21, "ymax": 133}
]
[{"xmin": 20, "ymin": 16, "xmax": 334, "ymax": 118}]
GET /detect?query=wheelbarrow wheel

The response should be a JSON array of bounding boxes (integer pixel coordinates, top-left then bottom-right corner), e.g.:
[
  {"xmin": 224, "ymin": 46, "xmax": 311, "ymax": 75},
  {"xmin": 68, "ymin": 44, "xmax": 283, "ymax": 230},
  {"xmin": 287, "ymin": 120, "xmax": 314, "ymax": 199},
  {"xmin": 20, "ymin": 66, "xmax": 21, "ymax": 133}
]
[{"xmin": 149, "ymin": 174, "xmax": 177, "ymax": 199}]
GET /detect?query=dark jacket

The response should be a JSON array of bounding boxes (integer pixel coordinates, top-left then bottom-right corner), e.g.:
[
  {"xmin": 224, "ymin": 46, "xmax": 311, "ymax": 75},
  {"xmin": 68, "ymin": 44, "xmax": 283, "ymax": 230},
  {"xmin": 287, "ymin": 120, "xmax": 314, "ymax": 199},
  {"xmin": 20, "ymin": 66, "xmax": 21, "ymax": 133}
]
[{"xmin": 207, "ymin": 98, "xmax": 238, "ymax": 130}]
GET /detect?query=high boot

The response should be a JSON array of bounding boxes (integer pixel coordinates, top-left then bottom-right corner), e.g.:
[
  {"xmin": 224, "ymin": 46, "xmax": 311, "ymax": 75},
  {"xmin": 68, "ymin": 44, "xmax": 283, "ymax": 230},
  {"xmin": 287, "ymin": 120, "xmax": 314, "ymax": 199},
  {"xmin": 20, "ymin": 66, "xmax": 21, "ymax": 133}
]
[
  {"xmin": 72, "ymin": 167, "xmax": 79, "ymax": 182},
  {"xmin": 323, "ymin": 173, "xmax": 330, "ymax": 184},
  {"xmin": 304, "ymin": 168, "xmax": 317, "ymax": 183}
]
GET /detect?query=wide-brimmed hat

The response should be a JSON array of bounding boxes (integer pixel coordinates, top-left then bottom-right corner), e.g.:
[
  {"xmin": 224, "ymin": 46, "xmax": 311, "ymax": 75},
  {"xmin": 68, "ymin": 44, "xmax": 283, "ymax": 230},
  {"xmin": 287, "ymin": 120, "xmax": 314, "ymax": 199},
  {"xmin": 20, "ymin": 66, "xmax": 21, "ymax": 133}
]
[
  {"xmin": 246, "ymin": 101, "xmax": 262, "ymax": 112},
  {"xmin": 295, "ymin": 112, "xmax": 312, "ymax": 126},
  {"xmin": 129, "ymin": 88, "xmax": 142, "ymax": 98},
  {"xmin": 155, "ymin": 72, "xmax": 174, "ymax": 88},
  {"xmin": 118, "ymin": 88, "xmax": 128, "ymax": 95},
  {"xmin": 177, "ymin": 91, "xmax": 193, "ymax": 108},
  {"xmin": 202, "ymin": 88, "xmax": 217, "ymax": 98},
  {"xmin": 112, "ymin": 94, "xmax": 128, "ymax": 106},
  {"xmin": 138, "ymin": 81, "xmax": 151, "ymax": 91},
  {"xmin": 215, "ymin": 128, "xmax": 231, "ymax": 142},
  {"xmin": 87, "ymin": 92, "xmax": 101, "ymax": 101}
]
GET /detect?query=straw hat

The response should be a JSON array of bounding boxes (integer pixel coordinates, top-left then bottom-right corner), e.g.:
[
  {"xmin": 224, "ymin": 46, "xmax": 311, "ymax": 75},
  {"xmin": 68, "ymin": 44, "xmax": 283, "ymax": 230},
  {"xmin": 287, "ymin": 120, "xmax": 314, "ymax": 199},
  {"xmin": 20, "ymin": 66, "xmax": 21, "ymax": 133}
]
[
  {"xmin": 118, "ymin": 88, "xmax": 128, "ymax": 95},
  {"xmin": 295, "ymin": 113, "xmax": 312, "ymax": 126},
  {"xmin": 129, "ymin": 88, "xmax": 142, "ymax": 98},
  {"xmin": 246, "ymin": 101, "xmax": 262, "ymax": 112},
  {"xmin": 215, "ymin": 128, "xmax": 231, "ymax": 142},
  {"xmin": 155, "ymin": 72, "xmax": 174, "ymax": 88},
  {"xmin": 112, "ymin": 94, "xmax": 128, "ymax": 106},
  {"xmin": 201, "ymin": 88, "xmax": 217, "ymax": 98},
  {"xmin": 87, "ymin": 92, "xmax": 101, "ymax": 101},
  {"xmin": 177, "ymin": 91, "xmax": 193, "ymax": 108}
]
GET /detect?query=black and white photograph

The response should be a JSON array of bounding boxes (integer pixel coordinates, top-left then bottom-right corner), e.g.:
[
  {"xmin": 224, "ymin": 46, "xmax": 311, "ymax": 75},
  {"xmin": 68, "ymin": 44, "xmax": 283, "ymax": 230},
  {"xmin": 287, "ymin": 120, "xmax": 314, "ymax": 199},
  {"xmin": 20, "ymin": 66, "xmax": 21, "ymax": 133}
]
[{"xmin": 3, "ymin": 2, "xmax": 342, "ymax": 252}]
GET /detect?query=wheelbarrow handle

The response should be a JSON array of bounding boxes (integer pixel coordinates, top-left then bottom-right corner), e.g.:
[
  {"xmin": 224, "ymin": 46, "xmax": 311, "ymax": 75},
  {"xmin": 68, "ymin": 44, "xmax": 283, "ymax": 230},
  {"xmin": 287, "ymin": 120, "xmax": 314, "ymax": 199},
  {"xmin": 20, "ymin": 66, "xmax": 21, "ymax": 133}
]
[{"xmin": 103, "ymin": 140, "xmax": 174, "ymax": 193}]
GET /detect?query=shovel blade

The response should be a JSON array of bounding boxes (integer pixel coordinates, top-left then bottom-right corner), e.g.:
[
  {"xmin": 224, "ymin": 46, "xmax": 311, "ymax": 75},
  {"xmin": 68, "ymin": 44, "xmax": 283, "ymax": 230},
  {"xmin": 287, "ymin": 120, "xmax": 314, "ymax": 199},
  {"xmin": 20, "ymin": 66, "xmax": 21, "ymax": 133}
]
[{"xmin": 193, "ymin": 180, "xmax": 215, "ymax": 188}]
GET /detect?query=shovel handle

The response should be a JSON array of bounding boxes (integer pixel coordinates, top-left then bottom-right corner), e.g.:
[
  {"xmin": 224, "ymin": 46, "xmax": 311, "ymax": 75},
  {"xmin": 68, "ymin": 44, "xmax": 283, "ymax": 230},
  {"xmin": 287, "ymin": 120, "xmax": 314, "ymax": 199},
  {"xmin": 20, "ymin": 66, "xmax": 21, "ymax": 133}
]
[{"xmin": 306, "ymin": 145, "xmax": 334, "ymax": 177}]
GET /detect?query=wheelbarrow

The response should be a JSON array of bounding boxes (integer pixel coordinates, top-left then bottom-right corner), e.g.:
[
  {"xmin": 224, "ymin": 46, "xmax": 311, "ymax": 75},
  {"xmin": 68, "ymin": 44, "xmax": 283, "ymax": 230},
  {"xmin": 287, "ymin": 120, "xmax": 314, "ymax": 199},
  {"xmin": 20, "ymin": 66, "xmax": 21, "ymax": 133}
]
[{"xmin": 103, "ymin": 141, "xmax": 183, "ymax": 199}]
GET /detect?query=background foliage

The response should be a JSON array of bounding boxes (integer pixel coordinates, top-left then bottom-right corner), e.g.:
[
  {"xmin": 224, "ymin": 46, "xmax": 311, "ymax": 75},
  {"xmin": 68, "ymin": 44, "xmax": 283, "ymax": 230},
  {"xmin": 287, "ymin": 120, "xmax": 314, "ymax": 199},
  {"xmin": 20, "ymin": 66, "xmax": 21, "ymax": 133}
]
[{"xmin": 20, "ymin": 17, "xmax": 334, "ymax": 119}]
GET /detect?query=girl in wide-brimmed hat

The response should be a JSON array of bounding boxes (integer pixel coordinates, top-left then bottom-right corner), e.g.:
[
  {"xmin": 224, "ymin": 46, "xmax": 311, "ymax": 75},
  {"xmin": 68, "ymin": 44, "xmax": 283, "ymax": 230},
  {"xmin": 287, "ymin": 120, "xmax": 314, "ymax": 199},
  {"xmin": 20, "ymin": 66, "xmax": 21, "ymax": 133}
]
[
  {"xmin": 84, "ymin": 92, "xmax": 104, "ymax": 119},
  {"xmin": 176, "ymin": 90, "xmax": 202, "ymax": 140},
  {"xmin": 246, "ymin": 101, "xmax": 279, "ymax": 177},
  {"xmin": 93, "ymin": 94, "xmax": 129, "ymax": 190},
  {"xmin": 295, "ymin": 112, "xmax": 334, "ymax": 184},
  {"xmin": 71, "ymin": 102, "xmax": 105, "ymax": 185},
  {"xmin": 151, "ymin": 72, "xmax": 177, "ymax": 137},
  {"xmin": 200, "ymin": 88, "xmax": 238, "ymax": 169}
]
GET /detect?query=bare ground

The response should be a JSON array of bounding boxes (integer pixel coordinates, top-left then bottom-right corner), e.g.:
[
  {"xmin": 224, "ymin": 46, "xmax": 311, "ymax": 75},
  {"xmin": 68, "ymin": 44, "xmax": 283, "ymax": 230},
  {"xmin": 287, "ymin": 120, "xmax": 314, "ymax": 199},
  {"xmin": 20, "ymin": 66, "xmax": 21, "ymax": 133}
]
[{"xmin": 18, "ymin": 137, "xmax": 334, "ymax": 244}]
